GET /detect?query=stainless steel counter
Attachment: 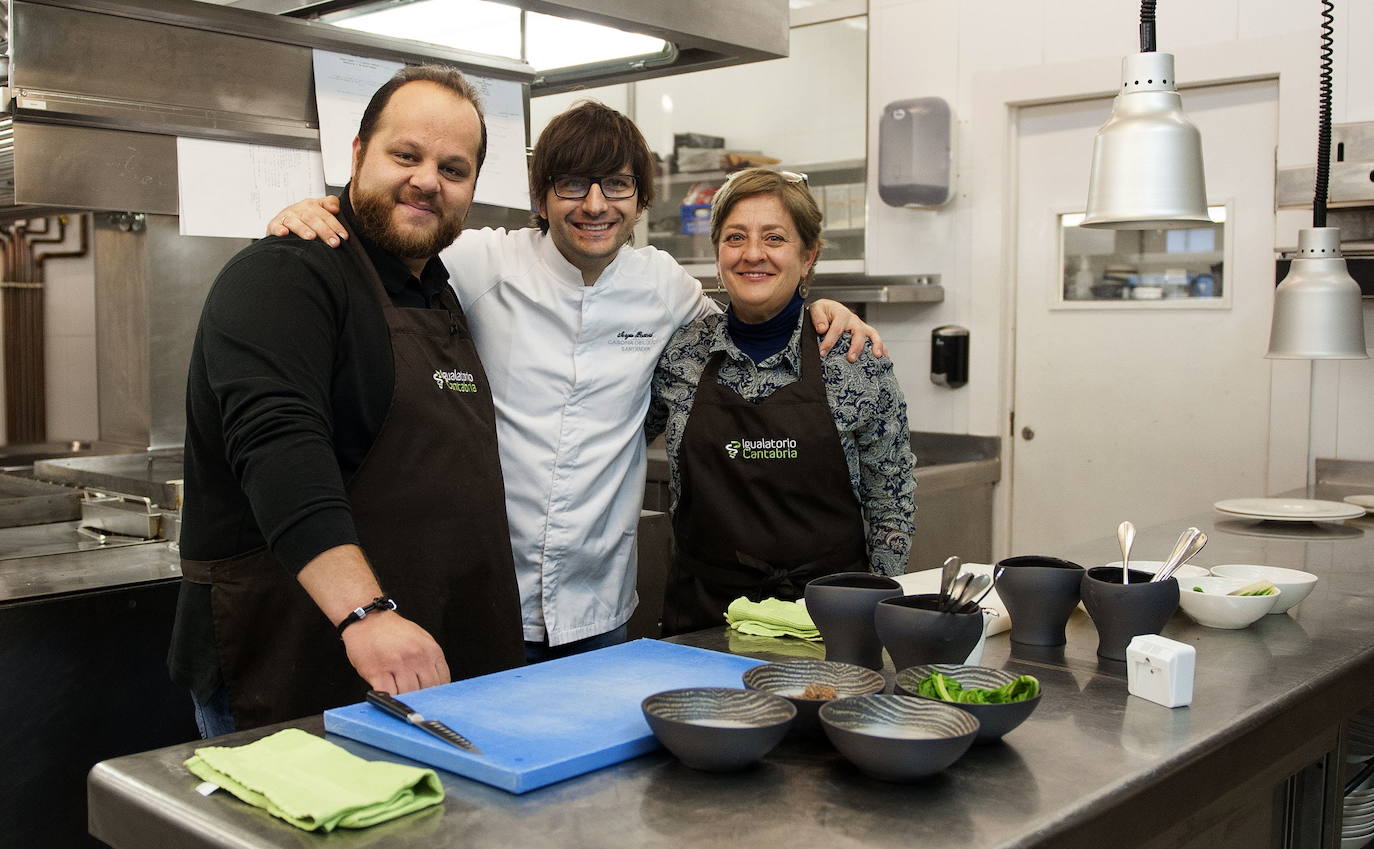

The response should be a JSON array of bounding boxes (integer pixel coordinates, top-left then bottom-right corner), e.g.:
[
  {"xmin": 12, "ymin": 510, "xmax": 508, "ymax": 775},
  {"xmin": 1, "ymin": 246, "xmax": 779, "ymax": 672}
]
[
  {"xmin": 0, "ymin": 522, "xmax": 178, "ymax": 602},
  {"xmin": 34, "ymin": 450, "xmax": 184, "ymax": 509},
  {"xmin": 86, "ymin": 485, "xmax": 1374, "ymax": 849}
]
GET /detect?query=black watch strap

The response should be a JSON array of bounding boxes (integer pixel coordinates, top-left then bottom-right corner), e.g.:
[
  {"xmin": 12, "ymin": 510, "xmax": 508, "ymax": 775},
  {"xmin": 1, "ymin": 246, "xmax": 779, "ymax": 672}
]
[{"xmin": 336, "ymin": 596, "xmax": 397, "ymax": 638}]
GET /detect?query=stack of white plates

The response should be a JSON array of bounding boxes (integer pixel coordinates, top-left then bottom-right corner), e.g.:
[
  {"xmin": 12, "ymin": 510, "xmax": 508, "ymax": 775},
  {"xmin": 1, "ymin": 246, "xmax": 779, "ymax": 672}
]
[
  {"xmin": 1345, "ymin": 768, "xmax": 1374, "ymax": 848},
  {"xmin": 1214, "ymin": 498, "xmax": 1365, "ymax": 523},
  {"xmin": 1345, "ymin": 709, "xmax": 1374, "ymax": 848}
]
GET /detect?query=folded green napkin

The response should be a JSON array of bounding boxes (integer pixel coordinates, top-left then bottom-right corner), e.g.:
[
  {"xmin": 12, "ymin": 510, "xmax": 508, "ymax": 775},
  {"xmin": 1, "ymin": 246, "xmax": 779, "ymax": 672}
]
[
  {"xmin": 185, "ymin": 728, "xmax": 444, "ymax": 832},
  {"xmin": 725, "ymin": 596, "xmax": 822, "ymax": 641}
]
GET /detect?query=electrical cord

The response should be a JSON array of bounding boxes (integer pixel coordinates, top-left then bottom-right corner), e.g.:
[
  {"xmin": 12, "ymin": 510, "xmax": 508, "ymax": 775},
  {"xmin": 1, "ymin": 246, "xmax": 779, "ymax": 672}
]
[
  {"xmin": 1138, "ymin": 0, "xmax": 1157, "ymax": 53},
  {"xmin": 1313, "ymin": 0, "xmax": 1335, "ymax": 228}
]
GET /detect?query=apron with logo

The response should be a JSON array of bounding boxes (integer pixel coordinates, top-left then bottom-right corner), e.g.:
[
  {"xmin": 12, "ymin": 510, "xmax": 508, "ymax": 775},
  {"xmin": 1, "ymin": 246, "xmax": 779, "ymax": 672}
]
[
  {"xmin": 180, "ymin": 233, "xmax": 525, "ymax": 729},
  {"xmin": 660, "ymin": 331, "xmax": 869, "ymax": 637}
]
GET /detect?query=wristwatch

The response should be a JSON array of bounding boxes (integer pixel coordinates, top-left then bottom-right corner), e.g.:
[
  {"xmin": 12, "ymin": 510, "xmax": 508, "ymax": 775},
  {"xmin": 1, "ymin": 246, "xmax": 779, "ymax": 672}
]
[{"xmin": 336, "ymin": 595, "xmax": 397, "ymax": 638}]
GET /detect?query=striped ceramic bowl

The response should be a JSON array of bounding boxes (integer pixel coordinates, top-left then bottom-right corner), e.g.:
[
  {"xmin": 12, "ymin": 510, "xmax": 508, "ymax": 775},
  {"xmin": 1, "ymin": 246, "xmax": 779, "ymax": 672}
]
[
  {"xmin": 895, "ymin": 663, "xmax": 1042, "ymax": 741},
  {"xmin": 819, "ymin": 694, "xmax": 979, "ymax": 781},
  {"xmin": 641, "ymin": 687, "xmax": 795, "ymax": 772},
  {"xmin": 742, "ymin": 660, "xmax": 885, "ymax": 736}
]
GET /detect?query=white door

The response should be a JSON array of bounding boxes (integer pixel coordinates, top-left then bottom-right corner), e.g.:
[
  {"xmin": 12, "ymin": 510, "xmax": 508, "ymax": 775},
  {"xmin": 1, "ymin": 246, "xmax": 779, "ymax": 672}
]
[{"xmin": 1010, "ymin": 79, "xmax": 1285, "ymax": 555}]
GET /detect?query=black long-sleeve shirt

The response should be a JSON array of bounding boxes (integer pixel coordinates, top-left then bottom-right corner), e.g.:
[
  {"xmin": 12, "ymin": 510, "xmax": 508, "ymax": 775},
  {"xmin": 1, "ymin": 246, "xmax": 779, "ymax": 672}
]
[{"xmin": 170, "ymin": 188, "xmax": 452, "ymax": 700}]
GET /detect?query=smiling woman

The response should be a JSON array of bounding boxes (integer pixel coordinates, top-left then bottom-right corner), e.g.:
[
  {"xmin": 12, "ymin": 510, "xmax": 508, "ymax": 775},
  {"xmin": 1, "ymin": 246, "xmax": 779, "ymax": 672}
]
[{"xmin": 646, "ymin": 167, "xmax": 916, "ymax": 637}]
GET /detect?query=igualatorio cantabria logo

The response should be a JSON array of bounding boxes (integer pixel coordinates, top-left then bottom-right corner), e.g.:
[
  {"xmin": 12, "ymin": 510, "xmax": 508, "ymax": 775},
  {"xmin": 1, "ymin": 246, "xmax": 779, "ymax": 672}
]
[
  {"xmin": 725, "ymin": 437, "xmax": 799, "ymax": 460},
  {"xmin": 433, "ymin": 368, "xmax": 478, "ymax": 393}
]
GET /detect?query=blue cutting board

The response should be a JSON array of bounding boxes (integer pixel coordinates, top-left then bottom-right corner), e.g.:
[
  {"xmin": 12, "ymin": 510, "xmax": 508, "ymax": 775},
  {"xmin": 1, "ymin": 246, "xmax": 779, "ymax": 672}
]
[{"xmin": 323, "ymin": 639, "xmax": 764, "ymax": 794}]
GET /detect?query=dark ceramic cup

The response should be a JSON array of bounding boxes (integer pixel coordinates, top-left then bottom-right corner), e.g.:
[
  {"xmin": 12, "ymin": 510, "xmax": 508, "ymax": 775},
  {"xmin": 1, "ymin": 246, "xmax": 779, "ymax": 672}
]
[
  {"xmin": 805, "ymin": 572, "xmax": 903, "ymax": 670},
  {"xmin": 1080, "ymin": 567, "xmax": 1180, "ymax": 661},
  {"xmin": 995, "ymin": 555, "xmax": 1086, "ymax": 646},
  {"xmin": 873, "ymin": 593, "xmax": 985, "ymax": 670}
]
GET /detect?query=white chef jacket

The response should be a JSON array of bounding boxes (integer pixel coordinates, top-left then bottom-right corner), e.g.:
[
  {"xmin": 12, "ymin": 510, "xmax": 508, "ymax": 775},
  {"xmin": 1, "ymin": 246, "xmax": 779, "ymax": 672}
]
[{"xmin": 440, "ymin": 228, "xmax": 718, "ymax": 644}]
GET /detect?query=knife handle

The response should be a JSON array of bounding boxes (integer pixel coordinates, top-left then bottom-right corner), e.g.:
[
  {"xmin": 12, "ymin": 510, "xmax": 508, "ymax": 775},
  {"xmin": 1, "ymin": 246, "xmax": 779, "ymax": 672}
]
[{"xmin": 366, "ymin": 689, "xmax": 421, "ymax": 723}]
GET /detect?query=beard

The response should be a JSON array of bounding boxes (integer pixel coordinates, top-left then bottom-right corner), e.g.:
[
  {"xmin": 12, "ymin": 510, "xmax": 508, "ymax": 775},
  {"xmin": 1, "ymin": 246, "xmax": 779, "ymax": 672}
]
[{"xmin": 352, "ymin": 183, "xmax": 465, "ymax": 262}]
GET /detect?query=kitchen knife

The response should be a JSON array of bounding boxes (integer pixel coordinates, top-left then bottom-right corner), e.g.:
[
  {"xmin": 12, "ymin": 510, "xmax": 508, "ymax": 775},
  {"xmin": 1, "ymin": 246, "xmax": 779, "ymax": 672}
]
[{"xmin": 365, "ymin": 689, "xmax": 483, "ymax": 754}]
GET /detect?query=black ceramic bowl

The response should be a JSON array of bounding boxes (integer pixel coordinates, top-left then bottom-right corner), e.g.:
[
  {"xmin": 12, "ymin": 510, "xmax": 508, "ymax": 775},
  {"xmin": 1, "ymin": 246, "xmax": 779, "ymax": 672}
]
[
  {"xmin": 894, "ymin": 663, "xmax": 1041, "ymax": 742},
  {"xmin": 742, "ymin": 660, "xmax": 885, "ymax": 736},
  {"xmin": 641, "ymin": 688, "xmax": 795, "ymax": 772},
  {"xmin": 819, "ymin": 694, "xmax": 979, "ymax": 782}
]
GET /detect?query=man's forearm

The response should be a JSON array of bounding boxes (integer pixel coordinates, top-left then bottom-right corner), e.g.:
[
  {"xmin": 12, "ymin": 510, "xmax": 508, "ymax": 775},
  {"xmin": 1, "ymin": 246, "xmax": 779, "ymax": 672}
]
[
  {"xmin": 296, "ymin": 544, "xmax": 384, "ymax": 626},
  {"xmin": 296, "ymin": 543, "xmax": 451, "ymax": 693}
]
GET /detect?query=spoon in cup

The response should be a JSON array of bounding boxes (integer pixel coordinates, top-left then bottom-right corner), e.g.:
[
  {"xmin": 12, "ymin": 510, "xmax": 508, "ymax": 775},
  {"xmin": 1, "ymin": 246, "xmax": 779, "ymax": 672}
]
[{"xmin": 1117, "ymin": 520, "xmax": 1136, "ymax": 584}]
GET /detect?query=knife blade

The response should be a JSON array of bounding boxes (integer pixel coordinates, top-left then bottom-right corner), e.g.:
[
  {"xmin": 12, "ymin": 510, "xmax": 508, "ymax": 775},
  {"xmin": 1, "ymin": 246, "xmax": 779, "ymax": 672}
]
[{"xmin": 365, "ymin": 689, "xmax": 482, "ymax": 754}]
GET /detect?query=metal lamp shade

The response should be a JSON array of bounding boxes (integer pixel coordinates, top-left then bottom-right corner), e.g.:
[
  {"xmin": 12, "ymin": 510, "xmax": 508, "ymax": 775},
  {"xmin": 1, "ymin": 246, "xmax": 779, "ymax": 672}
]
[
  {"xmin": 1266, "ymin": 228, "xmax": 1368, "ymax": 359},
  {"xmin": 1082, "ymin": 52, "xmax": 1211, "ymax": 230}
]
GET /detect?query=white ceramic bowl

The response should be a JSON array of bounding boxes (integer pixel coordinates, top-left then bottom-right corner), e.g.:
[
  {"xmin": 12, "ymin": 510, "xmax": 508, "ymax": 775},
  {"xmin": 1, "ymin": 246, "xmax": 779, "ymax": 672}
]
[
  {"xmin": 1104, "ymin": 560, "xmax": 1210, "ymax": 581},
  {"xmin": 1176, "ymin": 576, "xmax": 1281, "ymax": 629},
  {"xmin": 1208, "ymin": 564, "xmax": 1317, "ymax": 613}
]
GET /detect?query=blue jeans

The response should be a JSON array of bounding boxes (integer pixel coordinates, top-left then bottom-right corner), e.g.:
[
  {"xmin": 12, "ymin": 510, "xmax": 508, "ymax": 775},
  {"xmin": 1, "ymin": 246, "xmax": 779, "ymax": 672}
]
[
  {"xmin": 192, "ymin": 686, "xmax": 237, "ymax": 739},
  {"xmin": 524, "ymin": 623, "xmax": 629, "ymax": 664}
]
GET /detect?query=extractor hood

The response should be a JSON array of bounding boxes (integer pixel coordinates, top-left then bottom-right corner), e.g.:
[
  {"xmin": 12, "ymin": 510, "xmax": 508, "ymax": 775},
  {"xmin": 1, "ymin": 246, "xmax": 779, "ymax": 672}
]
[
  {"xmin": 0, "ymin": 0, "xmax": 788, "ymax": 218},
  {"xmin": 212, "ymin": 0, "xmax": 789, "ymax": 95}
]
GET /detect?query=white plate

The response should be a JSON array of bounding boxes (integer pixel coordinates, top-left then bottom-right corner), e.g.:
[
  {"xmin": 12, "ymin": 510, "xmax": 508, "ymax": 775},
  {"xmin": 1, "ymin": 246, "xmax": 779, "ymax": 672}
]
[
  {"xmin": 1214, "ymin": 518, "xmax": 1366, "ymax": 540},
  {"xmin": 1214, "ymin": 497, "xmax": 1365, "ymax": 522},
  {"xmin": 1345, "ymin": 494, "xmax": 1374, "ymax": 512}
]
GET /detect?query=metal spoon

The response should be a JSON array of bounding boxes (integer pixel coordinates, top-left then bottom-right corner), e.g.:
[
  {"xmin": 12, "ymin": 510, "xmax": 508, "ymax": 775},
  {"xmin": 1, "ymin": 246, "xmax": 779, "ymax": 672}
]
[
  {"xmin": 939, "ymin": 555, "xmax": 961, "ymax": 610},
  {"xmin": 1154, "ymin": 529, "xmax": 1207, "ymax": 583},
  {"xmin": 1117, "ymin": 520, "xmax": 1136, "ymax": 584},
  {"xmin": 975, "ymin": 564, "xmax": 1006, "ymax": 608},
  {"xmin": 1148, "ymin": 522, "xmax": 1203, "ymax": 582},
  {"xmin": 954, "ymin": 573, "xmax": 991, "ymax": 613},
  {"xmin": 944, "ymin": 573, "xmax": 973, "ymax": 612}
]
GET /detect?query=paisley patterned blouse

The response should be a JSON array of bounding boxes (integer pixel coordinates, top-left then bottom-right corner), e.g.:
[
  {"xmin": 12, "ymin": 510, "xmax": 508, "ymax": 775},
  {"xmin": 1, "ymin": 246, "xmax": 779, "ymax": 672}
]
[{"xmin": 646, "ymin": 310, "xmax": 916, "ymax": 576}]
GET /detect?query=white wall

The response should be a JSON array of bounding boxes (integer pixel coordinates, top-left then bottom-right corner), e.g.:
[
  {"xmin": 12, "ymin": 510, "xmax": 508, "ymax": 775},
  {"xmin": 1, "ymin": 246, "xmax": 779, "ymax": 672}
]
[
  {"xmin": 42, "ymin": 216, "xmax": 99, "ymax": 442},
  {"xmin": 863, "ymin": 0, "xmax": 1374, "ymax": 469}
]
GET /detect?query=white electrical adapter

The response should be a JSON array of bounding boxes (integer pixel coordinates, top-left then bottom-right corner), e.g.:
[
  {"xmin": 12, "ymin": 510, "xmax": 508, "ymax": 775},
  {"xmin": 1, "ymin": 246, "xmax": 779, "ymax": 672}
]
[{"xmin": 1126, "ymin": 634, "xmax": 1195, "ymax": 708}]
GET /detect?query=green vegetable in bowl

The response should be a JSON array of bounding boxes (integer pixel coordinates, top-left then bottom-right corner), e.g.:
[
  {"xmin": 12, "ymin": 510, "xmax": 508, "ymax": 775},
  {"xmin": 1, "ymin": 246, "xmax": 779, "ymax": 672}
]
[
  {"xmin": 1229, "ymin": 579, "xmax": 1278, "ymax": 597},
  {"xmin": 915, "ymin": 671, "xmax": 1040, "ymax": 704},
  {"xmin": 1192, "ymin": 586, "xmax": 1204, "ymax": 592}
]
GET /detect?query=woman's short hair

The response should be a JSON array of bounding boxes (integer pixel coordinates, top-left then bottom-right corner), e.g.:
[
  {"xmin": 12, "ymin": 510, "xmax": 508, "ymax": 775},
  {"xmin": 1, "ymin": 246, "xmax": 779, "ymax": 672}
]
[
  {"xmin": 708, "ymin": 168, "xmax": 824, "ymax": 264},
  {"xmin": 528, "ymin": 101, "xmax": 657, "ymax": 232}
]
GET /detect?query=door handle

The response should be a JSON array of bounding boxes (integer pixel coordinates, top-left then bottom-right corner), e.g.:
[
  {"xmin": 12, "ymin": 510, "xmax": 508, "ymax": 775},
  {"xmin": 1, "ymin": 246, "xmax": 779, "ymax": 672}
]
[{"xmin": 1021, "ymin": 427, "xmax": 1035, "ymax": 441}]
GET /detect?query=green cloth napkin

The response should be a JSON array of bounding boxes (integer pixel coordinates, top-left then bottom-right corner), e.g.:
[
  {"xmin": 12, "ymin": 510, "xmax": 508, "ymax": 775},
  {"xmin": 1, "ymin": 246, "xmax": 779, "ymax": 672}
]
[
  {"xmin": 184, "ymin": 728, "xmax": 444, "ymax": 832},
  {"xmin": 724, "ymin": 596, "xmax": 822, "ymax": 641}
]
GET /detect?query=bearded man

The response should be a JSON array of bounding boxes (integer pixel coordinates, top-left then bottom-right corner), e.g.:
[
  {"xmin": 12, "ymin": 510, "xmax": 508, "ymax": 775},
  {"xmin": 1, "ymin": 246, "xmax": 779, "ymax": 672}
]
[{"xmin": 169, "ymin": 65, "xmax": 525, "ymax": 736}]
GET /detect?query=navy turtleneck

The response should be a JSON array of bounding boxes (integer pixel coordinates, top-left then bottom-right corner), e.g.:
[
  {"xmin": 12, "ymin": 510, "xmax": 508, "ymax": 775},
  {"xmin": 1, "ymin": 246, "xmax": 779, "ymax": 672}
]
[{"xmin": 727, "ymin": 290, "xmax": 806, "ymax": 364}]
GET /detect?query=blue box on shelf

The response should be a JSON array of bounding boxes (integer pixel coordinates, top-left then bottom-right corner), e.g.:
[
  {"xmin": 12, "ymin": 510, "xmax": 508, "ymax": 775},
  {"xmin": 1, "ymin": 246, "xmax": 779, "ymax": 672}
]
[{"xmin": 680, "ymin": 204, "xmax": 712, "ymax": 235}]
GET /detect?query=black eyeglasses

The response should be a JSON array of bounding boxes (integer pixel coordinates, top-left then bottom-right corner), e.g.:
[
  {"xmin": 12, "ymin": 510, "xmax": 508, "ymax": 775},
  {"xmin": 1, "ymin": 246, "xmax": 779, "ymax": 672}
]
[{"xmin": 549, "ymin": 174, "xmax": 639, "ymax": 200}]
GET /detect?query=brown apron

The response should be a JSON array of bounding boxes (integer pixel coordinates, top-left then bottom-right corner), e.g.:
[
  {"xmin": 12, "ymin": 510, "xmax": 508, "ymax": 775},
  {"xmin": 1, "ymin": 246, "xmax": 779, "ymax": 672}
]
[
  {"xmin": 661, "ymin": 331, "xmax": 869, "ymax": 637},
  {"xmin": 181, "ymin": 232, "xmax": 524, "ymax": 729}
]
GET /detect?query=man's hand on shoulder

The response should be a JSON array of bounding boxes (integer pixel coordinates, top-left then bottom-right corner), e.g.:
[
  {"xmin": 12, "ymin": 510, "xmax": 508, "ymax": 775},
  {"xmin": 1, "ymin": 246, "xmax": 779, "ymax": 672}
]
[
  {"xmin": 808, "ymin": 298, "xmax": 887, "ymax": 362},
  {"xmin": 341, "ymin": 611, "xmax": 451, "ymax": 694},
  {"xmin": 268, "ymin": 195, "xmax": 347, "ymax": 247}
]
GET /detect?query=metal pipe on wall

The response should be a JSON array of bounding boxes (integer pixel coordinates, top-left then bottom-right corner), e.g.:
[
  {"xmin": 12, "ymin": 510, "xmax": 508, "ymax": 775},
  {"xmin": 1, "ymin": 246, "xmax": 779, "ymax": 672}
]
[{"xmin": 0, "ymin": 215, "xmax": 91, "ymax": 444}]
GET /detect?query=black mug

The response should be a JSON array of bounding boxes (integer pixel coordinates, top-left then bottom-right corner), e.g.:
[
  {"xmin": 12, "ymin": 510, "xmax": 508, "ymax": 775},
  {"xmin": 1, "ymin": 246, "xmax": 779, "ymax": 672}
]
[{"xmin": 994, "ymin": 555, "xmax": 1085, "ymax": 647}]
